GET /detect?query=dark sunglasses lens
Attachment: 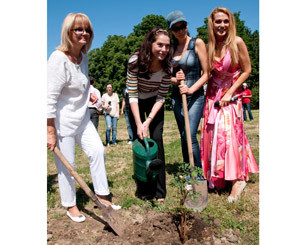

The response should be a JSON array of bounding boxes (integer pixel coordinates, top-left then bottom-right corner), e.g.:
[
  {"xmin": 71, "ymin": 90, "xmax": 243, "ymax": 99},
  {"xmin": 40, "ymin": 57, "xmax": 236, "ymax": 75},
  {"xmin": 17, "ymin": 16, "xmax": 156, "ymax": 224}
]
[
  {"xmin": 172, "ymin": 23, "xmax": 186, "ymax": 32},
  {"xmin": 73, "ymin": 28, "xmax": 91, "ymax": 34}
]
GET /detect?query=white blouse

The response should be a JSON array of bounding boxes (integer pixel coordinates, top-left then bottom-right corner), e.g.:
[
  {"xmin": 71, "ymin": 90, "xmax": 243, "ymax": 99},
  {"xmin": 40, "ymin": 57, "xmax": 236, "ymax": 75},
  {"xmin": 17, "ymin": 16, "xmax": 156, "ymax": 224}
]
[{"xmin": 47, "ymin": 50, "xmax": 90, "ymax": 137}]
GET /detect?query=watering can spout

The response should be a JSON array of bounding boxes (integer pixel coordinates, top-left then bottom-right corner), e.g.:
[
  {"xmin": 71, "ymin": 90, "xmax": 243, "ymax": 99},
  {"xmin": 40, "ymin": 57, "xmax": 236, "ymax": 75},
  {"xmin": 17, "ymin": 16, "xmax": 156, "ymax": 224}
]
[{"xmin": 148, "ymin": 159, "xmax": 163, "ymax": 171}]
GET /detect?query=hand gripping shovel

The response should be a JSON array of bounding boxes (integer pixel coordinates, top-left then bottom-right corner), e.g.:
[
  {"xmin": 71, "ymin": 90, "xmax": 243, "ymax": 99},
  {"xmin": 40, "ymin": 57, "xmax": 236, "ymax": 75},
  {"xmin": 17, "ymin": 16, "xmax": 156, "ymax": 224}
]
[
  {"xmin": 54, "ymin": 146, "xmax": 125, "ymax": 236},
  {"xmin": 180, "ymin": 80, "xmax": 208, "ymax": 212}
]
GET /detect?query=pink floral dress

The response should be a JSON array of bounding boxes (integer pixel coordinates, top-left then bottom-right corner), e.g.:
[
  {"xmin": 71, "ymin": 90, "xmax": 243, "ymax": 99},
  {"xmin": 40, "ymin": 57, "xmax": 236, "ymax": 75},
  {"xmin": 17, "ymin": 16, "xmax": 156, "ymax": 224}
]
[{"xmin": 200, "ymin": 49, "xmax": 259, "ymax": 189}]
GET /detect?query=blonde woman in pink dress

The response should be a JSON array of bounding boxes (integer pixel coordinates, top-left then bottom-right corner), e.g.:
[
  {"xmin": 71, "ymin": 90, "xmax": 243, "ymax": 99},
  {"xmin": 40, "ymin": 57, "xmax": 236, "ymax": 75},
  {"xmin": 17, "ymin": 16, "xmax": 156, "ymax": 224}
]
[{"xmin": 201, "ymin": 7, "xmax": 259, "ymax": 202}]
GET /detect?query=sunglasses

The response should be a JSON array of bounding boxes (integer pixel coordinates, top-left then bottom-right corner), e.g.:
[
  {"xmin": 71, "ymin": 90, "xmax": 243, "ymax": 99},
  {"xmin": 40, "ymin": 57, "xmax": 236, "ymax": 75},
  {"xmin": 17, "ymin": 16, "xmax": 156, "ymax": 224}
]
[
  {"xmin": 71, "ymin": 28, "xmax": 92, "ymax": 35},
  {"xmin": 171, "ymin": 23, "xmax": 187, "ymax": 32}
]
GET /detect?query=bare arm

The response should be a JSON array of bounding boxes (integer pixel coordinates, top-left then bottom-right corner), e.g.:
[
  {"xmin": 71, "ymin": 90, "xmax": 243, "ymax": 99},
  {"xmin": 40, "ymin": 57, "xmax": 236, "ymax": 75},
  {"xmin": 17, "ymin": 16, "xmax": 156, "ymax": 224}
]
[
  {"xmin": 178, "ymin": 38, "xmax": 209, "ymax": 95},
  {"xmin": 130, "ymin": 100, "xmax": 164, "ymax": 140},
  {"xmin": 220, "ymin": 36, "xmax": 251, "ymax": 106},
  {"xmin": 121, "ymin": 98, "xmax": 125, "ymax": 116},
  {"xmin": 130, "ymin": 102, "xmax": 143, "ymax": 139},
  {"xmin": 92, "ymin": 88, "xmax": 102, "ymax": 110},
  {"xmin": 175, "ymin": 39, "xmax": 209, "ymax": 95},
  {"xmin": 142, "ymin": 101, "xmax": 164, "ymax": 139}
]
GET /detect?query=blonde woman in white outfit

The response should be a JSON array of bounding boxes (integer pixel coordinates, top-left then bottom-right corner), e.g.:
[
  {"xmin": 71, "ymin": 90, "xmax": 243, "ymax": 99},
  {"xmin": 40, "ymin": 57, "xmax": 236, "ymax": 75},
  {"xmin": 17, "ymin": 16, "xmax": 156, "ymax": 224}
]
[{"xmin": 47, "ymin": 13, "xmax": 120, "ymax": 223}]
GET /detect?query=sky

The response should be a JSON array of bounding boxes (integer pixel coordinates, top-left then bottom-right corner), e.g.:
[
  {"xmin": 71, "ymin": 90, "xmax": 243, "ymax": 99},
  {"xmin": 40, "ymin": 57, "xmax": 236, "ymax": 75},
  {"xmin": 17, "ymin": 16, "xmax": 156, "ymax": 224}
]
[{"xmin": 47, "ymin": 0, "xmax": 259, "ymax": 58}]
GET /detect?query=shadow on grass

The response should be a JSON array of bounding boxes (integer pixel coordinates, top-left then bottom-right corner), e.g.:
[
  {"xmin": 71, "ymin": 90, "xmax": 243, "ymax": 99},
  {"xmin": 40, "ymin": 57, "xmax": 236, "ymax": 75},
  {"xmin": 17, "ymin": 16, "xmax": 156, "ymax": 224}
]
[
  {"xmin": 165, "ymin": 162, "xmax": 182, "ymax": 175},
  {"xmin": 76, "ymin": 179, "xmax": 115, "ymax": 210},
  {"xmin": 47, "ymin": 174, "xmax": 58, "ymax": 194},
  {"xmin": 207, "ymin": 181, "xmax": 231, "ymax": 196},
  {"xmin": 81, "ymin": 208, "xmax": 118, "ymax": 236}
]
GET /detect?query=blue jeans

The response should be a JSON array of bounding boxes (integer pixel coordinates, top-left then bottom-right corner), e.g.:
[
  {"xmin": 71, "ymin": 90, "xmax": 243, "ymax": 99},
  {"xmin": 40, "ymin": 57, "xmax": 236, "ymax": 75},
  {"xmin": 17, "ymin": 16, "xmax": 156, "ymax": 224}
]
[
  {"xmin": 243, "ymin": 103, "xmax": 253, "ymax": 121},
  {"xmin": 172, "ymin": 95, "xmax": 205, "ymax": 168},
  {"xmin": 104, "ymin": 114, "xmax": 117, "ymax": 144},
  {"xmin": 124, "ymin": 109, "xmax": 133, "ymax": 141}
]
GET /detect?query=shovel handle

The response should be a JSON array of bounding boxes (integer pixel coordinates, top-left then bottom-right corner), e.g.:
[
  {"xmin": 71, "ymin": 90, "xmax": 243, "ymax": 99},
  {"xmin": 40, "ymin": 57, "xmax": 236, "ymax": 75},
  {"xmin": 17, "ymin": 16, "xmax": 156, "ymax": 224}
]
[
  {"xmin": 180, "ymin": 80, "xmax": 195, "ymax": 167},
  {"xmin": 53, "ymin": 146, "xmax": 106, "ymax": 210}
]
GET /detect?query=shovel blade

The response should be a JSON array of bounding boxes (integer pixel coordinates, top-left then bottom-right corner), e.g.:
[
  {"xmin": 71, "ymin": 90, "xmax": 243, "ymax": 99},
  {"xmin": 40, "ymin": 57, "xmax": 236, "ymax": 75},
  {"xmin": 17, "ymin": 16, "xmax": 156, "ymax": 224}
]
[
  {"xmin": 185, "ymin": 180, "xmax": 208, "ymax": 212},
  {"xmin": 94, "ymin": 199, "xmax": 126, "ymax": 237},
  {"xmin": 101, "ymin": 206, "xmax": 126, "ymax": 237}
]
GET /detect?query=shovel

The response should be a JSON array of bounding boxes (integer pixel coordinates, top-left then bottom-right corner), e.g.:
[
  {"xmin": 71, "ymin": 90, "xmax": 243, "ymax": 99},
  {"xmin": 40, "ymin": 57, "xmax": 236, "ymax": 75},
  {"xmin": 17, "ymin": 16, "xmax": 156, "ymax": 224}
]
[
  {"xmin": 54, "ymin": 146, "xmax": 126, "ymax": 236},
  {"xmin": 180, "ymin": 80, "xmax": 208, "ymax": 212}
]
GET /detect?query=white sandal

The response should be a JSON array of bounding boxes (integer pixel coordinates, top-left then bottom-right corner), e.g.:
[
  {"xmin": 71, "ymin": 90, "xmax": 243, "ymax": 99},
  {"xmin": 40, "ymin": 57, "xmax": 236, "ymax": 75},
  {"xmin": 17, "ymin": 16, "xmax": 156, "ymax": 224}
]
[
  {"xmin": 66, "ymin": 211, "xmax": 86, "ymax": 222},
  {"xmin": 98, "ymin": 199, "xmax": 121, "ymax": 210}
]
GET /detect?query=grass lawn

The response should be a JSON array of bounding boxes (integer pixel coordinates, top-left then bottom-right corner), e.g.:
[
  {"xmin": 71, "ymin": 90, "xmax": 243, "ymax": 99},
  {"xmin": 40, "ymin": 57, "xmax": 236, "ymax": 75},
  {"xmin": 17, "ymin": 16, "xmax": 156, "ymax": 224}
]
[{"xmin": 47, "ymin": 109, "xmax": 259, "ymax": 244}]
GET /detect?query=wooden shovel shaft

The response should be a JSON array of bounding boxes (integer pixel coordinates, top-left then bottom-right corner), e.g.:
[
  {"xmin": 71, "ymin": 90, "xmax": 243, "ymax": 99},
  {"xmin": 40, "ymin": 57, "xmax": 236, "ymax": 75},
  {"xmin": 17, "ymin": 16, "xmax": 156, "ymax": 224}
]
[
  {"xmin": 181, "ymin": 81, "xmax": 209, "ymax": 212},
  {"xmin": 53, "ymin": 146, "xmax": 106, "ymax": 210},
  {"xmin": 180, "ymin": 80, "xmax": 194, "ymax": 167}
]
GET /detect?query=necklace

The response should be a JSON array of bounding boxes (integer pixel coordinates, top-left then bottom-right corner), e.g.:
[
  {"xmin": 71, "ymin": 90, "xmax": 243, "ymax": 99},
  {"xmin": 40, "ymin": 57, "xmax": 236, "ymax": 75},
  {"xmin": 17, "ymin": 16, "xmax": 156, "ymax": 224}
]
[{"xmin": 67, "ymin": 52, "xmax": 82, "ymax": 64}]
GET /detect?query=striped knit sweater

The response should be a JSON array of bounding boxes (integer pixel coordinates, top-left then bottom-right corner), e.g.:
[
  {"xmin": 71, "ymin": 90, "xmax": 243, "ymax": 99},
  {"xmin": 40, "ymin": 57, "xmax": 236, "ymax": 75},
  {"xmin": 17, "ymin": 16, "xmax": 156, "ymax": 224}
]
[{"xmin": 127, "ymin": 54, "xmax": 171, "ymax": 104}]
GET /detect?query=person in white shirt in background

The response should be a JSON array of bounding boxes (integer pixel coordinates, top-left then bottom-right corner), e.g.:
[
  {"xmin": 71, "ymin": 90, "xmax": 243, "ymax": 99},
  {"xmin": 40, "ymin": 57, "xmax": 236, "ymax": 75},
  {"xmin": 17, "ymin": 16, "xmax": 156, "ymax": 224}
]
[
  {"xmin": 47, "ymin": 13, "xmax": 121, "ymax": 223},
  {"xmin": 102, "ymin": 83, "xmax": 120, "ymax": 146},
  {"xmin": 88, "ymin": 76, "xmax": 102, "ymax": 130}
]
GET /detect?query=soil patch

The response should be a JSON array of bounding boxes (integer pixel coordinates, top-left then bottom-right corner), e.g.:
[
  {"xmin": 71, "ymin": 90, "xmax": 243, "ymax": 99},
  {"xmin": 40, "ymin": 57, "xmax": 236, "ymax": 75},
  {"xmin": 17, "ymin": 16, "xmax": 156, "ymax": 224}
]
[{"xmin": 47, "ymin": 205, "xmax": 219, "ymax": 244}]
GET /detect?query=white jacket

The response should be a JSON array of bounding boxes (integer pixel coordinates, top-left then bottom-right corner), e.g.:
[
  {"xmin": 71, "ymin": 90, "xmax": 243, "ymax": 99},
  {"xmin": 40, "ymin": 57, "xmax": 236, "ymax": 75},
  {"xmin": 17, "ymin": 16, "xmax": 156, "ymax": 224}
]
[{"xmin": 47, "ymin": 50, "xmax": 90, "ymax": 137}]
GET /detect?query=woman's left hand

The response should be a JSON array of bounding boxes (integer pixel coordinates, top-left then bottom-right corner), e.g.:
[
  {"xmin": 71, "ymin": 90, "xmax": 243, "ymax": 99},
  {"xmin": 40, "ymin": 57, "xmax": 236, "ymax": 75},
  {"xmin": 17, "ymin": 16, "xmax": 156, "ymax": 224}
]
[
  {"xmin": 142, "ymin": 120, "xmax": 151, "ymax": 138},
  {"xmin": 176, "ymin": 69, "xmax": 185, "ymax": 82},
  {"xmin": 90, "ymin": 93, "xmax": 98, "ymax": 104}
]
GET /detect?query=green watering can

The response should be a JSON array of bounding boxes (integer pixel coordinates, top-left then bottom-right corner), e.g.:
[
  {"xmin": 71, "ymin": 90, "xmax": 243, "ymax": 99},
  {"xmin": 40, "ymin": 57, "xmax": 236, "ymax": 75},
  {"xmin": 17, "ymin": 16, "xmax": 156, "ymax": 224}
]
[{"xmin": 132, "ymin": 137, "xmax": 162, "ymax": 182}]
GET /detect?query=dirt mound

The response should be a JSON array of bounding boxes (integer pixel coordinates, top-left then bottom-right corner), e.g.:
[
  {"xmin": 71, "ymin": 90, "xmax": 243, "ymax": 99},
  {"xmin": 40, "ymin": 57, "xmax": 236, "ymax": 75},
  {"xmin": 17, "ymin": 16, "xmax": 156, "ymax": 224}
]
[{"xmin": 47, "ymin": 205, "xmax": 217, "ymax": 244}]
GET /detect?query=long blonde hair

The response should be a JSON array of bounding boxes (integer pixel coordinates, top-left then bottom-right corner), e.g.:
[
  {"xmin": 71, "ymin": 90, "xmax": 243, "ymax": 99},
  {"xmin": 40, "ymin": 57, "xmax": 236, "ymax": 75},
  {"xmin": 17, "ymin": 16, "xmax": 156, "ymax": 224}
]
[
  {"xmin": 56, "ymin": 13, "xmax": 94, "ymax": 54},
  {"xmin": 208, "ymin": 7, "xmax": 238, "ymax": 70}
]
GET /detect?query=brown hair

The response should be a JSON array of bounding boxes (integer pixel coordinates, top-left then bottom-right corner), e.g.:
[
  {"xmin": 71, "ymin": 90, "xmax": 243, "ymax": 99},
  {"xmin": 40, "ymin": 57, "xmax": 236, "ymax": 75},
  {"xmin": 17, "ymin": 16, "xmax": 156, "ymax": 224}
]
[{"xmin": 128, "ymin": 27, "xmax": 173, "ymax": 79}]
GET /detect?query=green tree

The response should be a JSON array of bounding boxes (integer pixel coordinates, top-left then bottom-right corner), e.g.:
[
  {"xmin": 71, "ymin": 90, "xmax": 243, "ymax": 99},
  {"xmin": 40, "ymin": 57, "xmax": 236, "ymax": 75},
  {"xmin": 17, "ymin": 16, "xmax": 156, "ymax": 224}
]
[
  {"xmin": 88, "ymin": 35, "xmax": 129, "ymax": 95},
  {"xmin": 196, "ymin": 18, "xmax": 208, "ymax": 43},
  {"xmin": 132, "ymin": 14, "xmax": 168, "ymax": 37}
]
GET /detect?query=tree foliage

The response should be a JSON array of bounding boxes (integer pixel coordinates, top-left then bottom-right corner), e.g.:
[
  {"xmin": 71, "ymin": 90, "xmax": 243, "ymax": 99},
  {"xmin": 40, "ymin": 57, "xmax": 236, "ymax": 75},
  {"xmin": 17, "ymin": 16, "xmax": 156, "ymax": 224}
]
[
  {"xmin": 132, "ymin": 14, "xmax": 168, "ymax": 37},
  {"xmin": 88, "ymin": 12, "xmax": 259, "ymax": 109}
]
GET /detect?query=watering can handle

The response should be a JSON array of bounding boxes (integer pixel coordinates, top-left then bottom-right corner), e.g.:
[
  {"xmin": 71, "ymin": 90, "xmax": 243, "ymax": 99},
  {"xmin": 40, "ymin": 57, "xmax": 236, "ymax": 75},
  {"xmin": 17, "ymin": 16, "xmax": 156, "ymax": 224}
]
[{"xmin": 143, "ymin": 137, "xmax": 150, "ymax": 154}]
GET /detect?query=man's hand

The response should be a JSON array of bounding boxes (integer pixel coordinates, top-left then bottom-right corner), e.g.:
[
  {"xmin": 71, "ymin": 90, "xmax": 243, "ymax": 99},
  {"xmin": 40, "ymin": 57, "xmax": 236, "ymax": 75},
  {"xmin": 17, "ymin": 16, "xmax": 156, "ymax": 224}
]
[{"xmin": 90, "ymin": 93, "xmax": 98, "ymax": 104}]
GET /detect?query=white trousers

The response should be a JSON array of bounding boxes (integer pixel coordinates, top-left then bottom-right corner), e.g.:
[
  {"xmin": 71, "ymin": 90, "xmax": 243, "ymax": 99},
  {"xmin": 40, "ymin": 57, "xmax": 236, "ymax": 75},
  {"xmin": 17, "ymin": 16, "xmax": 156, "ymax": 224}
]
[{"xmin": 53, "ymin": 121, "xmax": 110, "ymax": 207}]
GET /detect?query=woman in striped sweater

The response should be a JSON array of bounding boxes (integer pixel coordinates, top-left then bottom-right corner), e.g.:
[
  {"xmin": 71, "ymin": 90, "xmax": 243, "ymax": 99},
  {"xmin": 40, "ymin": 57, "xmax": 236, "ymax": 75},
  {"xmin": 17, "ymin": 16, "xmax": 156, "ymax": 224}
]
[{"xmin": 127, "ymin": 27, "xmax": 173, "ymax": 202}]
